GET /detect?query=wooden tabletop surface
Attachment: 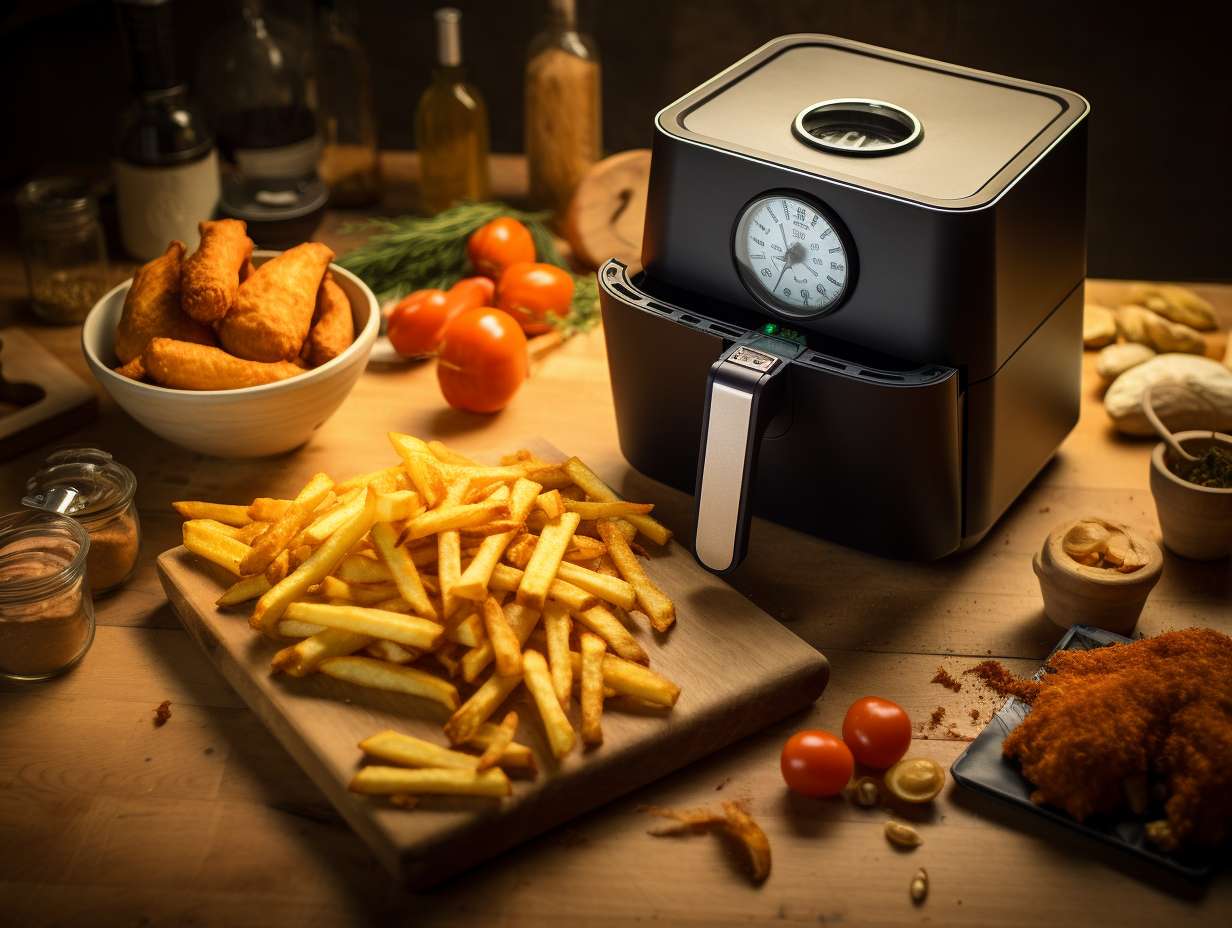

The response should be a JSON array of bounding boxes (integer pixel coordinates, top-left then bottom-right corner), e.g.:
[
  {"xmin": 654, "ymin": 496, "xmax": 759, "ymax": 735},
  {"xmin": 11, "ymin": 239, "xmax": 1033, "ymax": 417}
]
[{"xmin": 1, "ymin": 154, "xmax": 1229, "ymax": 927}]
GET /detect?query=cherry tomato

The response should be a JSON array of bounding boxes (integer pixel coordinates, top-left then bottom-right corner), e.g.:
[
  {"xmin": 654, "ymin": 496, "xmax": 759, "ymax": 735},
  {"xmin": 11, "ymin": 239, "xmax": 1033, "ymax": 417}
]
[
  {"xmin": 386, "ymin": 277, "xmax": 496, "ymax": 358},
  {"xmin": 496, "ymin": 262, "xmax": 574, "ymax": 334},
  {"xmin": 467, "ymin": 217, "xmax": 536, "ymax": 279},
  {"xmin": 780, "ymin": 730, "xmax": 854, "ymax": 798},
  {"xmin": 841, "ymin": 696, "xmax": 912, "ymax": 769},
  {"xmin": 437, "ymin": 307, "xmax": 529, "ymax": 413}
]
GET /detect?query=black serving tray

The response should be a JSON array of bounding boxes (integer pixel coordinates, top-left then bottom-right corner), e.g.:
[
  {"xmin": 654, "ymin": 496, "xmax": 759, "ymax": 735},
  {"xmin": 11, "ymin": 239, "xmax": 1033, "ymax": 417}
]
[{"xmin": 951, "ymin": 625, "xmax": 1215, "ymax": 879}]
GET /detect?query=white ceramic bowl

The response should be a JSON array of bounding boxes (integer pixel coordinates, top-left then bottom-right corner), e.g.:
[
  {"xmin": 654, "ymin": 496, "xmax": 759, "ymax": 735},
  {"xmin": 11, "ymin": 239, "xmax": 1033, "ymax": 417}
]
[{"xmin": 81, "ymin": 250, "xmax": 379, "ymax": 458}]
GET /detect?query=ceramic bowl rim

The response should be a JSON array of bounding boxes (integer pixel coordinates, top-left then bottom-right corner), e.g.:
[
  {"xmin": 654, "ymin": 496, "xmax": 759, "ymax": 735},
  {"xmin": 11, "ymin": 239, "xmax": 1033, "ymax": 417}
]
[{"xmin": 1150, "ymin": 430, "xmax": 1232, "ymax": 496}]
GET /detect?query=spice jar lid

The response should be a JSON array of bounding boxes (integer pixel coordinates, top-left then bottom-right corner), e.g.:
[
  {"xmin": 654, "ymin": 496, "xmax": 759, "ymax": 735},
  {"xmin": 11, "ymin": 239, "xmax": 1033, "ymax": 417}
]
[{"xmin": 22, "ymin": 448, "xmax": 137, "ymax": 526}]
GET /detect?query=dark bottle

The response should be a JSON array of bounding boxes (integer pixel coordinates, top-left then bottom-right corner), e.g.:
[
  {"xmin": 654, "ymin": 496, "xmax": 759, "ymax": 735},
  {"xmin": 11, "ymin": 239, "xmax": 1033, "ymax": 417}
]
[
  {"xmin": 113, "ymin": 0, "xmax": 221, "ymax": 261},
  {"xmin": 316, "ymin": 0, "xmax": 381, "ymax": 207}
]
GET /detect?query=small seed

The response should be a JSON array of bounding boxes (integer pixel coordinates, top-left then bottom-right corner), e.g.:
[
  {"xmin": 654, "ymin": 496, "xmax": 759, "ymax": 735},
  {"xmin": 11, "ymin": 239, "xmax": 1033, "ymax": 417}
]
[
  {"xmin": 854, "ymin": 777, "xmax": 879, "ymax": 807},
  {"xmin": 885, "ymin": 820, "xmax": 922, "ymax": 848},
  {"xmin": 910, "ymin": 867, "xmax": 928, "ymax": 904}
]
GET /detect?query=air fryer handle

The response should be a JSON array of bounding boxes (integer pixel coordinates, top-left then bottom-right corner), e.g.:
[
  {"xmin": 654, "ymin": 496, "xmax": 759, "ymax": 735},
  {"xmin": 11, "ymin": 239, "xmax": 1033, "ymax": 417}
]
[{"xmin": 693, "ymin": 345, "xmax": 786, "ymax": 575}]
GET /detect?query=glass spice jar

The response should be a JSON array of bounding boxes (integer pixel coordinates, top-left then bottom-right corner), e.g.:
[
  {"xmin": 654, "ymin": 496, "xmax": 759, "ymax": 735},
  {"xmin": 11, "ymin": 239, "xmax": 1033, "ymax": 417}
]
[
  {"xmin": 23, "ymin": 449, "xmax": 141, "ymax": 596},
  {"xmin": 0, "ymin": 511, "xmax": 95, "ymax": 682},
  {"xmin": 17, "ymin": 177, "xmax": 113, "ymax": 324}
]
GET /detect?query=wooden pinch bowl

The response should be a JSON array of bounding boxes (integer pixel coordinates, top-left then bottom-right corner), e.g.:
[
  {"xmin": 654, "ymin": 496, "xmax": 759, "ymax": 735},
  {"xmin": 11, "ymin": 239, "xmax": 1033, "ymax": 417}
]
[
  {"xmin": 1150, "ymin": 431, "xmax": 1232, "ymax": 560},
  {"xmin": 1032, "ymin": 520, "xmax": 1163, "ymax": 636}
]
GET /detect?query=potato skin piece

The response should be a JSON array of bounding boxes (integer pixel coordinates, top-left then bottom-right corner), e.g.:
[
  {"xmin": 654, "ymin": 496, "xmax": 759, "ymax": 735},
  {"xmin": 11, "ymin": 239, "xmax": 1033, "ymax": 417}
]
[
  {"xmin": 306, "ymin": 272, "xmax": 355, "ymax": 366},
  {"xmin": 181, "ymin": 219, "xmax": 253, "ymax": 323},
  {"xmin": 219, "ymin": 242, "xmax": 335, "ymax": 362},
  {"xmin": 144, "ymin": 337, "xmax": 304, "ymax": 390},
  {"xmin": 115, "ymin": 241, "xmax": 217, "ymax": 363}
]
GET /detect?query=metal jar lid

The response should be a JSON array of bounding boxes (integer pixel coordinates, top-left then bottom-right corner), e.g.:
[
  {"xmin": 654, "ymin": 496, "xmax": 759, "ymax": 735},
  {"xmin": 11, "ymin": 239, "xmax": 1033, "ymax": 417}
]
[{"xmin": 22, "ymin": 448, "xmax": 137, "ymax": 526}]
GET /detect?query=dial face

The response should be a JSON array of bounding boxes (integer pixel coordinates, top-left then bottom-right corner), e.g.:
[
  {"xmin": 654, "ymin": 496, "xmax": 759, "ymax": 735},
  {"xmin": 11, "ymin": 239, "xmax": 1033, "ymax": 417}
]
[{"xmin": 733, "ymin": 194, "xmax": 852, "ymax": 318}]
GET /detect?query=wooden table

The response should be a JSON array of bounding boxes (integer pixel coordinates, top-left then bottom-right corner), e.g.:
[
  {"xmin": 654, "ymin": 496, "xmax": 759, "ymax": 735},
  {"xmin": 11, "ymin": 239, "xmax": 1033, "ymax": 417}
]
[{"xmin": 1, "ymin": 154, "xmax": 1229, "ymax": 927}]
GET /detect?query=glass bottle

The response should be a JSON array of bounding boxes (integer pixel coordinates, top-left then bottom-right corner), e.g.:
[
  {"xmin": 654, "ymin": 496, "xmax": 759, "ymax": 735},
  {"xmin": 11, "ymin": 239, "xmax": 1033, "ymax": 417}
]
[
  {"xmin": 525, "ymin": 0, "xmax": 602, "ymax": 216},
  {"xmin": 316, "ymin": 0, "xmax": 381, "ymax": 207},
  {"xmin": 414, "ymin": 7, "xmax": 490, "ymax": 215},
  {"xmin": 17, "ymin": 177, "xmax": 111, "ymax": 324},
  {"xmin": 113, "ymin": 0, "xmax": 221, "ymax": 261}
]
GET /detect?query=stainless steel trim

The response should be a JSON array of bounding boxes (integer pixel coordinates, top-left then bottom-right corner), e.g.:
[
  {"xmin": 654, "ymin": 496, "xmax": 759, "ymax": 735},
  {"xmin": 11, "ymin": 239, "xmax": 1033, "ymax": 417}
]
[
  {"xmin": 792, "ymin": 98, "xmax": 923, "ymax": 156},
  {"xmin": 695, "ymin": 381, "xmax": 754, "ymax": 572}
]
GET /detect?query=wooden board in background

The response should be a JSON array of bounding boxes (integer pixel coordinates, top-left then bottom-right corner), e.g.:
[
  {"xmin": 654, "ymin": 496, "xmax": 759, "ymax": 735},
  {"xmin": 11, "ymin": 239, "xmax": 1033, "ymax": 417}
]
[{"xmin": 157, "ymin": 489, "xmax": 829, "ymax": 888}]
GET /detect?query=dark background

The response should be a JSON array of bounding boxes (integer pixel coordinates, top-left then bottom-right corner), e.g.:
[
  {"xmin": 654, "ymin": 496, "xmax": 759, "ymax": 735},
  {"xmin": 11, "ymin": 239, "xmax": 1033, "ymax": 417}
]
[{"xmin": 2, "ymin": 0, "xmax": 1227, "ymax": 280}]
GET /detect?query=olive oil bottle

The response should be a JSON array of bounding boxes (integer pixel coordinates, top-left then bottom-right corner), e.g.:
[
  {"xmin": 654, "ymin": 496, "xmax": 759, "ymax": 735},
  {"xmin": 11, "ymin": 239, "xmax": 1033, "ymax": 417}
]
[{"xmin": 414, "ymin": 8, "xmax": 490, "ymax": 215}]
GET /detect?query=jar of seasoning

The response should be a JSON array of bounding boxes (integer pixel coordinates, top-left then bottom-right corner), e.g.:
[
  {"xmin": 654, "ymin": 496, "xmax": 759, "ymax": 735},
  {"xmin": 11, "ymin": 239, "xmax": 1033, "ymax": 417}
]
[
  {"xmin": 17, "ymin": 177, "xmax": 113, "ymax": 324},
  {"xmin": 23, "ymin": 449, "xmax": 141, "ymax": 595},
  {"xmin": 0, "ymin": 511, "xmax": 95, "ymax": 681}
]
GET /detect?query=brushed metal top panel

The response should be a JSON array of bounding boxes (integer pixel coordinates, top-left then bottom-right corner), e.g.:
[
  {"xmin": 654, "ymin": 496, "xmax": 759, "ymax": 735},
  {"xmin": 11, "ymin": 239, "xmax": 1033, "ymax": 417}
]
[{"xmin": 663, "ymin": 35, "xmax": 1087, "ymax": 207}]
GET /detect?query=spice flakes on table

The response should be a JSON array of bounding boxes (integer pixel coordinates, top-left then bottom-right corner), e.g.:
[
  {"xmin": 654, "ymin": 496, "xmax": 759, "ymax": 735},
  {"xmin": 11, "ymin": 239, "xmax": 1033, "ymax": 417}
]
[{"xmin": 153, "ymin": 700, "xmax": 172, "ymax": 726}]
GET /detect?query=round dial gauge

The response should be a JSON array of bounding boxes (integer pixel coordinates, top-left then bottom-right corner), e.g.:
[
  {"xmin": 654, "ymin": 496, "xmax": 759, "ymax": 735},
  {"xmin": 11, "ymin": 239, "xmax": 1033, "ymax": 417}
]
[{"xmin": 732, "ymin": 193, "xmax": 853, "ymax": 318}]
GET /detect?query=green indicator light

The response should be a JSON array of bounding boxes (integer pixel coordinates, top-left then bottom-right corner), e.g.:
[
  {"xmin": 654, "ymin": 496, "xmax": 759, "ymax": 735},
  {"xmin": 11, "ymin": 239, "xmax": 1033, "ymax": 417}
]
[{"xmin": 762, "ymin": 323, "xmax": 778, "ymax": 335}]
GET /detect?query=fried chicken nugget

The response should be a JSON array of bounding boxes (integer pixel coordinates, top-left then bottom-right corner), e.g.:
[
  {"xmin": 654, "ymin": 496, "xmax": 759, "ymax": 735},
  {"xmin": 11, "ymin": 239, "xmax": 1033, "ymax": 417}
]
[
  {"xmin": 219, "ymin": 242, "xmax": 335, "ymax": 362},
  {"xmin": 144, "ymin": 338, "xmax": 304, "ymax": 390},
  {"xmin": 305, "ymin": 272, "xmax": 355, "ymax": 367},
  {"xmin": 181, "ymin": 219, "xmax": 253, "ymax": 323},
  {"xmin": 114, "ymin": 356, "xmax": 146, "ymax": 381},
  {"xmin": 115, "ymin": 241, "xmax": 217, "ymax": 363}
]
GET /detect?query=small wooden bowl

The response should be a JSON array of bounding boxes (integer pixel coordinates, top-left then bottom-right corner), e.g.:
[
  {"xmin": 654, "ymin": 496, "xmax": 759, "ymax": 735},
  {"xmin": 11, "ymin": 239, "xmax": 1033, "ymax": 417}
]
[
  {"xmin": 1032, "ymin": 520, "xmax": 1163, "ymax": 636},
  {"xmin": 1150, "ymin": 431, "xmax": 1232, "ymax": 560}
]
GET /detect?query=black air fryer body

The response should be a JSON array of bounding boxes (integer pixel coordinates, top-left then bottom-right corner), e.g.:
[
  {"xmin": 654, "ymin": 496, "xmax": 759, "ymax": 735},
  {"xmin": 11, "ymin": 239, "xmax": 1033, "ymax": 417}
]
[{"xmin": 600, "ymin": 35, "xmax": 1089, "ymax": 567}]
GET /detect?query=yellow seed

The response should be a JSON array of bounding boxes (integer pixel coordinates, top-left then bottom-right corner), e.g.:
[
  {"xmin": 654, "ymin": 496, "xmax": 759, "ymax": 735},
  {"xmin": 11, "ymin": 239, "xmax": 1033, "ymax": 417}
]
[
  {"xmin": 885, "ymin": 820, "xmax": 922, "ymax": 848},
  {"xmin": 854, "ymin": 777, "xmax": 879, "ymax": 807},
  {"xmin": 884, "ymin": 757, "xmax": 945, "ymax": 804},
  {"xmin": 910, "ymin": 867, "xmax": 928, "ymax": 904}
]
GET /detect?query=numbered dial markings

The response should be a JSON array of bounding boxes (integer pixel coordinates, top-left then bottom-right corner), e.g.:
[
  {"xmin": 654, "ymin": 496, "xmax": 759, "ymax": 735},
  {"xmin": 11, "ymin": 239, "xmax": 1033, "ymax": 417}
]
[{"xmin": 734, "ymin": 195, "xmax": 850, "ymax": 317}]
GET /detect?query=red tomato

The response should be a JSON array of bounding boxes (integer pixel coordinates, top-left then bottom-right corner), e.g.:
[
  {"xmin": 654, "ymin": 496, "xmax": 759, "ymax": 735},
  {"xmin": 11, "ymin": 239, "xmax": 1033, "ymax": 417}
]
[
  {"xmin": 467, "ymin": 217, "xmax": 536, "ymax": 279},
  {"xmin": 496, "ymin": 262, "xmax": 574, "ymax": 334},
  {"xmin": 386, "ymin": 277, "xmax": 496, "ymax": 358},
  {"xmin": 780, "ymin": 730, "xmax": 853, "ymax": 798},
  {"xmin": 842, "ymin": 697, "xmax": 912, "ymax": 769},
  {"xmin": 437, "ymin": 307, "xmax": 529, "ymax": 413}
]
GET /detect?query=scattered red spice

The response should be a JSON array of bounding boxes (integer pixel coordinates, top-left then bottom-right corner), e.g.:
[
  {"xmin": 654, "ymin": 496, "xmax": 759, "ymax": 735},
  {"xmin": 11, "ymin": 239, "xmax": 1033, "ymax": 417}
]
[
  {"xmin": 969, "ymin": 708, "xmax": 981, "ymax": 722},
  {"xmin": 931, "ymin": 666, "xmax": 962, "ymax": 693},
  {"xmin": 963, "ymin": 660, "xmax": 1041, "ymax": 702},
  {"xmin": 927, "ymin": 706, "xmax": 946, "ymax": 730},
  {"xmin": 153, "ymin": 700, "xmax": 172, "ymax": 726}
]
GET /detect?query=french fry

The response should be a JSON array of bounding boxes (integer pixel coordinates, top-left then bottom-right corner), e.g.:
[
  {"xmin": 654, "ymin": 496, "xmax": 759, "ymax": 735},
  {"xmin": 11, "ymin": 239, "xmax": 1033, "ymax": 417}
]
[
  {"xmin": 522, "ymin": 650, "xmax": 575, "ymax": 759},
  {"xmin": 370, "ymin": 521, "xmax": 436, "ymax": 620},
  {"xmin": 427, "ymin": 440, "xmax": 478, "ymax": 467},
  {"xmin": 641, "ymin": 802, "xmax": 770, "ymax": 884},
  {"xmin": 302, "ymin": 488, "xmax": 365, "ymax": 544},
  {"xmin": 248, "ymin": 497, "xmax": 291, "ymax": 521},
  {"xmin": 276, "ymin": 618, "xmax": 325, "ymax": 637},
  {"xmin": 466, "ymin": 724, "xmax": 537, "ymax": 773},
  {"xmin": 518, "ymin": 512, "xmax": 581, "ymax": 609},
  {"xmin": 335, "ymin": 464, "xmax": 404, "ymax": 494},
  {"xmin": 241, "ymin": 472, "xmax": 333, "ymax": 575},
  {"xmin": 476, "ymin": 711, "xmax": 518, "ymax": 772},
  {"xmin": 446, "ymin": 611, "xmax": 484, "ymax": 648},
  {"xmin": 335, "ymin": 553, "xmax": 394, "ymax": 584},
  {"xmin": 536, "ymin": 489, "xmax": 566, "ymax": 520},
  {"xmin": 319, "ymin": 576, "xmax": 401, "ymax": 605},
  {"xmin": 482, "ymin": 596, "xmax": 523, "ymax": 676},
  {"xmin": 574, "ymin": 604, "xmax": 648, "ymax": 664},
  {"xmin": 251, "ymin": 489, "xmax": 379, "ymax": 635},
  {"xmin": 598, "ymin": 520, "xmax": 675, "ymax": 632},
  {"xmin": 173, "ymin": 500, "xmax": 251, "ymax": 525},
  {"xmin": 235, "ymin": 521, "xmax": 272, "ymax": 544},
  {"xmin": 272, "ymin": 627, "xmax": 372, "ymax": 676},
  {"xmin": 489, "ymin": 562, "xmax": 595, "ymax": 613},
  {"xmin": 444, "ymin": 670, "xmax": 523, "ymax": 744},
  {"xmin": 543, "ymin": 601, "xmax": 572, "ymax": 706},
  {"xmin": 319, "ymin": 656, "xmax": 460, "ymax": 710},
  {"xmin": 504, "ymin": 532, "xmax": 605, "ymax": 568},
  {"xmin": 567, "ymin": 650, "xmax": 680, "ymax": 707},
  {"xmin": 349, "ymin": 765, "xmax": 510, "ymax": 798},
  {"xmin": 365, "ymin": 640, "xmax": 419, "ymax": 664},
  {"xmin": 284, "ymin": 602, "xmax": 443, "ymax": 650},
  {"xmin": 453, "ymin": 478, "xmax": 543, "ymax": 602},
  {"xmin": 359, "ymin": 729, "xmax": 479, "ymax": 770},
  {"xmin": 461, "ymin": 602, "xmax": 541, "ymax": 683},
  {"xmin": 580, "ymin": 631, "xmax": 606, "ymax": 745},
  {"xmin": 555, "ymin": 561, "xmax": 636, "ymax": 611},
  {"xmin": 264, "ymin": 549, "xmax": 291, "ymax": 584},
  {"xmin": 565, "ymin": 500, "xmax": 655, "ymax": 519},
  {"xmin": 374, "ymin": 489, "xmax": 422, "ymax": 523},
  {"xmin": 562, "ymin": 457, "xmax": 672, "ymax": 546},
  {"xmin": 183, "ymin": 520, "xmax": 252, "ymax": 575},
  {"xmin": 216, "ymin": 573, "xmax": 271, "ymax": 606},
  {"xmin": 184, "ymin": 518, "xmax": 246, "ymax": 539},
  {"xmin": 403, "ymin": 499, "xmax": 510, "ymax": 542}
]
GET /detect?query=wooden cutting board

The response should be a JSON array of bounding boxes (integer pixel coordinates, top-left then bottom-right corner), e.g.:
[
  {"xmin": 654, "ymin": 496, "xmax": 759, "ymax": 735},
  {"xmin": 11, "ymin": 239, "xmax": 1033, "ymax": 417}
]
[{"xmin": 156, "ymin": 460, "xmax": 828, "ymax": 889}]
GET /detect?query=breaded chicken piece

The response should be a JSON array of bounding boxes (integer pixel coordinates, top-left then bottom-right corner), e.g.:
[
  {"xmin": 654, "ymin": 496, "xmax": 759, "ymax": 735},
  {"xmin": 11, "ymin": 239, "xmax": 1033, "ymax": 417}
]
[
  {"xmin": 181, "ymin": 219, "xmax": 253, "ymax": 323},
  {"xmin": 114, "ymin": 241, "xmax": 216, "ymax": 363},
  {"xmin": 305, "ymin": 272, "xmax": 355, "ymax": 366},
  {"xmin": 219, "ymin": 242, "xmax": 335, "ymax": 362},
  {"xmin": 144, "ymin": 338, "xmax": 304, "ymax": 390},
  {"xmin": 114, "ymin": 356, "xmax": 146, "ymax": 381}
]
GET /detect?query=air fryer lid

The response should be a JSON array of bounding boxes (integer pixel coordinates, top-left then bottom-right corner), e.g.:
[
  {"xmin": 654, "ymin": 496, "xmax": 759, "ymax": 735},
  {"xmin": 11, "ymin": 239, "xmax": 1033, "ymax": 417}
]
[{"xmin": 660, "ymin": 35, "xmax": 1087, "ymax": 206}]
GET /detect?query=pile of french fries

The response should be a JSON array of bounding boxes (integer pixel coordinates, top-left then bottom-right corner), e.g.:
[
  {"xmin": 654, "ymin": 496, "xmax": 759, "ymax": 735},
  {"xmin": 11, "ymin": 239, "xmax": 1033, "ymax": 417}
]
[{"xmin": 173, "ymin": 434, "xmax": 682, "ymax": 803}]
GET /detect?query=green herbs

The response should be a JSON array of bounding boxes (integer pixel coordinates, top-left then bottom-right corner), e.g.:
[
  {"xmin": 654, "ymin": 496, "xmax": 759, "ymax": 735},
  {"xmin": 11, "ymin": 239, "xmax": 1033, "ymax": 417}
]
[
  {"xmin": 337, "ymin": 201, "xmax": 599, "ymax": 336},
  {"xmin": 1172, "ymin": 444, "xmax": 1232, "ymax": 489}
]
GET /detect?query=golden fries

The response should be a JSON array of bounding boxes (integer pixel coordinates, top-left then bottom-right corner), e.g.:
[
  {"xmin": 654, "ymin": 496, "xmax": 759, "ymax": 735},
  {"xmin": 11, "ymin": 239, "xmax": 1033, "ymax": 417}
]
[
  {"xmin": 370, "ymin": 522, "xmax": 436, "ymax": 619},
  {"xmin": 349, "ymin": 765, "xmax": 510, "ymax": 797},
  {"xmin": 569, "ymin": 650, "xmax": 680, "ymax": 707},
  {"xmin": 573, "ymin": 604, "xmax": 648, "ymax": 664},
  {"xmin": 453, "ymin": 477, "xmax": 542, "ymax": 602},
  {"xmin": 565, "ymin": 500, "xmax": 655, "ymax": 519},
  {"xmin": 598, "ymin": 520, "xmax": 676, "ymax": 632},
  {"xmin": 556, "ymin": 561, "xmax": 636, "ymax": 611},
  {"xmin": 173, "ymin": 500, "xmax": 251, "ymax": 525},
  {"xmin": 444, "ymin": 670, "xmax": 523, "ymax": 745},
  {"xmin": 466, "ymin": 724, "xmax": 537, "ymax": 772},
  {"xmin": 580, "ymin": 631, "xmax": 606, "ymax": 745},
  {"xmin": 543, "ymin": 601, "xmax": 572, "ymax": 707},
  {"xmin": 360, "ymin": 729, "xmax": 480, "ymax": 770},
  {"xmin": 561, "ymin": 457, "xmax": 672, "ymax": 545},
  {"xmin": 216, "ymin": 573, "xmax": 271, "ymax": 607},
  {"xmin": 319, "ymin": 656, "xmax": 459, "ymax": 710},
  {"xmin": 183, "ymin": 520, "xmax": 252, "ymax": 575},
  {"xmin": 241, "ymin": 472, "xmax": 333, "ymax": 575},
  {"xmin": 523, "ymin": 650, "xmax": 575, "ymax": 759},
  {"xmin": 273, "ymin": 627, "xmax": 371, "ymax": 677},
  {"xmin": 285, "ymin": 602, "xmax": 443, "ymax": 650},
  {"xmin": 482, "ymin": 596, "xmax": 523, "ymax": 676},
  {"xmin": 517, "ymin": 512, "xmax": 581, "ymax": 609},
  {"xmin": 476, "ymin": 711, "xmax": 517, "ymax": 772},
  {"xmin": 642, "ymin": 801, "xmax": 770, "ymax": 884}
]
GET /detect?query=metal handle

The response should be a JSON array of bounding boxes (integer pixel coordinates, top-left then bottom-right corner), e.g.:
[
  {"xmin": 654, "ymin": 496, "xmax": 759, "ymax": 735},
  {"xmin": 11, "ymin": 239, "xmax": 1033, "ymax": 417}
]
[{"xmin": 693, "ymin": 346, "xmax": 786, "ymax": 574}]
